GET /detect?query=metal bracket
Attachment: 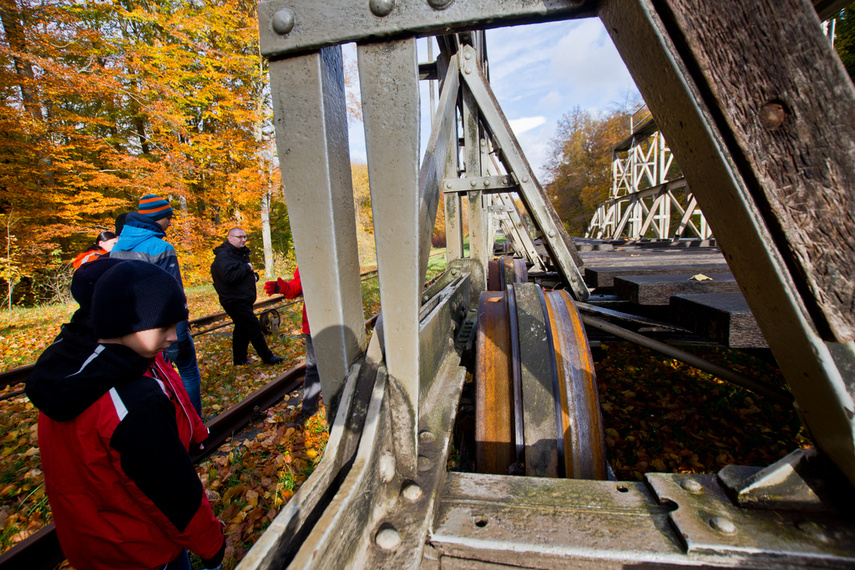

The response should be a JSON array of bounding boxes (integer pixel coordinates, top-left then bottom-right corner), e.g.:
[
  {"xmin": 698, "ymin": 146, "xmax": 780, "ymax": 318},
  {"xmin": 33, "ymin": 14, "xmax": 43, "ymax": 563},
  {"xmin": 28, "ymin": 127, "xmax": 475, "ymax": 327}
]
[
  {"xmin": 442, "ymin": 175, "xmax": 515, "ymax": 194},
  {"xmin": 717, "ymin": 448, "xmax": 840, "ymax": 512},
  {"xmin": 646, "ymin": 472, "xmax": 855, "ymax": 563}
]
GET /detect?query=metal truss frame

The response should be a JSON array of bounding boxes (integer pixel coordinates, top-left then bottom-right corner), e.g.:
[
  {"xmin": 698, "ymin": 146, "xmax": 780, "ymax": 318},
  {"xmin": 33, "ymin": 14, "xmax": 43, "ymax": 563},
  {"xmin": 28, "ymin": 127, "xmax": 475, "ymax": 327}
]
[
  {"xmin": 251, "ymin": 0, "xmax": 855, "ymax": 567},
  {"xmin": 586, "ymin": 110, "xmax": 711, "ymax": 241}
]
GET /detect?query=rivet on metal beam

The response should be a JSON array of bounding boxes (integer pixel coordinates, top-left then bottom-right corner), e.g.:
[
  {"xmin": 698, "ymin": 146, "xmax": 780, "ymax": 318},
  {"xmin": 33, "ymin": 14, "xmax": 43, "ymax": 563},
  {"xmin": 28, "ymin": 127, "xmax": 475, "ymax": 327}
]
[
  {"xmin": 680, "ymin": 479, "xmax": 703, "ymax": 494},
  {"xmin": 464, "ymin": 51, "xmax": 473, "ymax": 60},
  {"xmin": 376, "ymin": 526, "xmax": 401, "ymax": 551},
  {"xmin": 759, "ymin": 101, "xmax": 787, "ymax": 130},
  {"xmin": 271, "ymin": 8, "xmax": 295, "ymax": 35},
  {"xmin": 369, "ymin": 0, "xmax": 395, "ymax": 17},
  {"xmin": 417, "ymin": 455, "xmax": 433, "ymax": 471},
  {"xmin": 470, "ymin": 179, "xmax": 477, "ymax": 187},
  {"xmin": 427, "ymin": 0, "xmax": 455, "ymax": 10},
  {"xmin": 464, "ymin": 65, "xmax": 473, "ymax": 75},
  {"xmin": 379, "ymin": 452, "xmax": 396, "ymax": 482},
  {"xmin": 419, "ymin": 430, "xmax": 437, "ymax": 445},
  {"xmin": 402, "ymin": 483, "xmax": 423, "ymax": 501},
  {"xmin": 709, "ymin": 516, "xmax": 737, "ymax": 534},
  {"xmin": 547, "ymin": 229, "xmax": 555, "ymax": 238},
  {"xmin": 484, "ymin": 179, "xmax": 490, "ymax": 187},
  {"xmin": 522, "ymin": 176, "xmax": 530, "ymax": 184}
]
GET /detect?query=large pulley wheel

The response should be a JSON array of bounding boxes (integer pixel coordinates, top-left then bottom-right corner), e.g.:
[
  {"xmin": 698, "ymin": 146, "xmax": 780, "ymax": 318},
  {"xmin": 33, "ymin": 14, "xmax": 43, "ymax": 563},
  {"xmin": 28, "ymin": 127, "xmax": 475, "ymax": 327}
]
[
  {"xmin": 475, "ymin": 282, "xmax": 607, "ymax": 479},
  {"xmin": 487, "ymin": 256, "xmax": 528, "ymax": 291}
]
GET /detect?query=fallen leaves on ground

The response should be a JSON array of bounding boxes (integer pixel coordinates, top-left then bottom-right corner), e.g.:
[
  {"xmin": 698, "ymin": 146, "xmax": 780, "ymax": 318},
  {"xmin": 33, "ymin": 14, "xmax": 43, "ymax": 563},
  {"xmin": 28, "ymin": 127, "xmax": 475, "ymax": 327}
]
[
  {"xmin": 195, "ymin": 402, "xmax": 329, "ymax": 567},
  {"xmin": 596, "ymin": 342, "xmax": 811, "ymax": 481}
]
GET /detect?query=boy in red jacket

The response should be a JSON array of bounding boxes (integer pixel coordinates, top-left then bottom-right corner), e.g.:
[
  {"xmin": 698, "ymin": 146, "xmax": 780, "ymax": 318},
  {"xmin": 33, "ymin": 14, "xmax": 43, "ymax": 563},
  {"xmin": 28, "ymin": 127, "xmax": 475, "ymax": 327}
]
[{"xmin": 29, "ymin": 260, "xmax": 225, "ymax": 570}]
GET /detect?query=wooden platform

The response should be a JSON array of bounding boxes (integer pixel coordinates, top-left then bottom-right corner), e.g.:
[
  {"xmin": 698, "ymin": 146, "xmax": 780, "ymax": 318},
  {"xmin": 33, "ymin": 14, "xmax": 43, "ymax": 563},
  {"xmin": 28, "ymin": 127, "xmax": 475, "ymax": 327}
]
[
  {"xmin": 613, "ymin": 273, "xmax": 739, "ymax": 306},
  {"xmin": 575, "ymin": 239, "xmax": 768, "ymax": 349},
  {"xmin": 670, "ymin": 293, "xmax": 768, "ymax": 349}
]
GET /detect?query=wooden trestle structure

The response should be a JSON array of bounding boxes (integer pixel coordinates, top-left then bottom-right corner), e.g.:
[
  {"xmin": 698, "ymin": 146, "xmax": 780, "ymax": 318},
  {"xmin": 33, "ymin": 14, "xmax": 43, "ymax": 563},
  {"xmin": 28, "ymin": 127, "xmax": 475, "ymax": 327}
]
[{"xmin": 242, "ymin": 0, "xmax": 855, "ymax": 568}]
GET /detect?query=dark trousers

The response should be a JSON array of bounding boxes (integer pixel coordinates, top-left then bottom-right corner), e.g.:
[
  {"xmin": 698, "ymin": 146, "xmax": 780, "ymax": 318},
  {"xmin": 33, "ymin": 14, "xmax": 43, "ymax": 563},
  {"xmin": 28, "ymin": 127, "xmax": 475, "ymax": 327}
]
[
  {"xmin": 220, "ymin": 299, "xmax": 275, "ymax": 364},
  {"xmin": 302, "ymin": 335, "xmax": 320, "ymax": 413}
]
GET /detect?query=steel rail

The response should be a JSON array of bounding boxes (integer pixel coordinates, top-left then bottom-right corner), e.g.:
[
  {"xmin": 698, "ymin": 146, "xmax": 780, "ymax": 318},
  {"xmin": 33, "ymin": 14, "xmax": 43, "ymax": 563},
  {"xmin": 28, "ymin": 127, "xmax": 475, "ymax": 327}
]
[
  {"xmin": 0, "ymin": 365, "xmax": 306, "ymax": 570},
  {"xmin": 580, "ymin": 314, "xmax": 793, "ymax": 405}
]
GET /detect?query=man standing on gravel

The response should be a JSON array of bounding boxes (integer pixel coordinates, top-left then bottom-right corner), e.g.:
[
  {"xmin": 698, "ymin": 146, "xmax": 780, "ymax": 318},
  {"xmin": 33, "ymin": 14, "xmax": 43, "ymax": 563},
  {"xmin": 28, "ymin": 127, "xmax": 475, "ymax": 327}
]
[{"xmin": 211, "ymin": 227, "xmax": 283, "ymax": 366}]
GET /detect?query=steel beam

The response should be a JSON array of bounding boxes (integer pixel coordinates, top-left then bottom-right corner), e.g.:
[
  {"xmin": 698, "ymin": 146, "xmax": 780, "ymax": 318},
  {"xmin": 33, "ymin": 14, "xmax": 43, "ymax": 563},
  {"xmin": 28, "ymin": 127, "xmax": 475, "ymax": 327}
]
[
  {"xmin": 599, "ymin": 0, "xmax": 855, "ymax": 484},
  {"xmin": 458, "ymin": 44, "xmax": 588, "ymax": 300},
  {"xmin": 268, "ymin": 47, "xmax": 366, "ymax": 420},
  {"xmin": 258, "ymin": 0, "xmax": 596, "ymax": 60},
  {"xmin": 358, "ymin": 38, "xmax": 422, "ymax": 476}
]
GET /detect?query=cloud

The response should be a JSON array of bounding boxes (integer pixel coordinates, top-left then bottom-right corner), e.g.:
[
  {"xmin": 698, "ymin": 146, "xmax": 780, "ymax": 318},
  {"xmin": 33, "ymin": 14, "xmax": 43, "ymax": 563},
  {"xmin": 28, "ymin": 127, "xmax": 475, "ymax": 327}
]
[
  {"xmin": 509, "ymin": 116, "xmax": 546, "ymax": 135},
  {"xmin": 549, "ymin": 20, "xmax": 636, "ymax": 106}
]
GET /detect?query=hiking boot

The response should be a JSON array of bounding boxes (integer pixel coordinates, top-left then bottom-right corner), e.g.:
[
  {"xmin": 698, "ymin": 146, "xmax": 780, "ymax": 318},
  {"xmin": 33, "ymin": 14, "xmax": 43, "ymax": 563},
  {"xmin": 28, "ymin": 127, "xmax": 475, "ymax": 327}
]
[{"xmin": 265, "ymin": 355, "xmax": 284, "ymax": 365}]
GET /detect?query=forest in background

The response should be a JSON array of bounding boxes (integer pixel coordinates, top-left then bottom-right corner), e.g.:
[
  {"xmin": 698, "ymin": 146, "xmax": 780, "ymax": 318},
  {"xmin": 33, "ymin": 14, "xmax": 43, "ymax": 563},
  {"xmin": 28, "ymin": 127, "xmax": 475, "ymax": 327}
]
[{"xmin": 2, "ymin": 1, "xmax": 853, "ymax": 308}]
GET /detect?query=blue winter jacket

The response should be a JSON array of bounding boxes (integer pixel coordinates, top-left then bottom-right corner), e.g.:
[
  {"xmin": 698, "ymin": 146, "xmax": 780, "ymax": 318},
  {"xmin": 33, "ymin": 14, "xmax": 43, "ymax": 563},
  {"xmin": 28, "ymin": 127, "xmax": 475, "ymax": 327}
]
[{"xmin": 112, "ymin": 213, "xmax": 184, "ymax": 288}]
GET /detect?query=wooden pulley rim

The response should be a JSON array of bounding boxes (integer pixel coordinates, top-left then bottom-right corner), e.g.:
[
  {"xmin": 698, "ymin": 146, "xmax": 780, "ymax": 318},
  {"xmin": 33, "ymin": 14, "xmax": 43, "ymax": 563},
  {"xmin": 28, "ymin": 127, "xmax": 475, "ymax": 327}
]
[
  {"xmin": 474, "ymin": 291, "xmax": 514, "ymax": 475},
  {"xmin": 543, "ymin": 289, "xmax": 608, "ymax": 479}
]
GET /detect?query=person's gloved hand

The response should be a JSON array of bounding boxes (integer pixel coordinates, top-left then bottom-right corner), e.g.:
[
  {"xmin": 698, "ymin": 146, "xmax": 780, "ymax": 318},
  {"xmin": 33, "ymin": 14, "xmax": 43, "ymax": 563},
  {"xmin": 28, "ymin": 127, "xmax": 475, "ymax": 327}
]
[
  {"xmin": 201, "ymin": 532, "xmax": 226, "ymax": 569},
  {"xmin": 264, "ymin": 278, "xmax": 286, "ymax": 296}
]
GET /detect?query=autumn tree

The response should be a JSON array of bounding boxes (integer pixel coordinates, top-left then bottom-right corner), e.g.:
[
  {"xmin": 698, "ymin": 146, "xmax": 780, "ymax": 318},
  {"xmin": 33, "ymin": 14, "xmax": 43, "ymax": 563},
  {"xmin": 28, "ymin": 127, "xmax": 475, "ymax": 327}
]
[
  {"xmin": 835, "ymin": 5, "xmax": 855, "ymax": 80},
  {"xmin": 0, "ymin": 0, "xmax": 272, "ymax": 301},
  {"xmin": 543, "ymin": 106, "xmax": 634, "ymax": 236}
]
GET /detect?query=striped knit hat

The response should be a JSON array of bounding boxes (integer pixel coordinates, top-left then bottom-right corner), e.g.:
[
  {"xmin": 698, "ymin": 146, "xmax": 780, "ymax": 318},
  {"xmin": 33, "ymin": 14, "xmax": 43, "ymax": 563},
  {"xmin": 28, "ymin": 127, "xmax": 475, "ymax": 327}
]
[{"xmin": 138, "ymin": 194, "xmax": 173, "ymax": 221}]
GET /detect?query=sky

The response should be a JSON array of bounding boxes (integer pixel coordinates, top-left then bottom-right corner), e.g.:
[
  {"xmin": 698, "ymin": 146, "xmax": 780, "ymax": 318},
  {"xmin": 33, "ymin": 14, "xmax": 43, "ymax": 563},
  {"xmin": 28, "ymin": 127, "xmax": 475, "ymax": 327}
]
[{"xmin": 344, "ymin": 17, "xmax": 640, "ymax": 183}]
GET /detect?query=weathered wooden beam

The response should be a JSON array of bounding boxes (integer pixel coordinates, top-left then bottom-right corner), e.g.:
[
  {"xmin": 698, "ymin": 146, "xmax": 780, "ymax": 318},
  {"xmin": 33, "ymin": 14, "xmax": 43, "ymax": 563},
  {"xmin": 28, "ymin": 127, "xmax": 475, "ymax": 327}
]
[{"xmin": 600, "ymin": 0, "xmax": 855, "ymax": 485}]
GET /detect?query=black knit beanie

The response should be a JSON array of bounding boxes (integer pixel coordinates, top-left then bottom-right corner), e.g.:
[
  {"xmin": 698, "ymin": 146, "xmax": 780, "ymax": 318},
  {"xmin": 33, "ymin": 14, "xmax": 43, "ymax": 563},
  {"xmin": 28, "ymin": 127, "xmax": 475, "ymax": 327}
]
[
  {"xmin": 91, "ymin": 260, "xmax": 189, "ymax": 339},
  {"xmin": 71, "ymin": 257, "xmax": 125, "ymax": 320}
]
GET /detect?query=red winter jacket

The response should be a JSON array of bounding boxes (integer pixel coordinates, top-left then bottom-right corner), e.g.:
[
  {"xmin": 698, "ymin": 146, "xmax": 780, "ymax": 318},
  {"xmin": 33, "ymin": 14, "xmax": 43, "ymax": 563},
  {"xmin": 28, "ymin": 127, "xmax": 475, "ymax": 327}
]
[
  {"xmin": 35, "ymin": 342, "xmax": 223, "ymax": 570},
  {"xmin": 278, "ymin": 268, "xmax": 310, "ymax": 335},
  {"xmin": 72, "ymin": 247, "xmax": 107, "ymax": 269}
]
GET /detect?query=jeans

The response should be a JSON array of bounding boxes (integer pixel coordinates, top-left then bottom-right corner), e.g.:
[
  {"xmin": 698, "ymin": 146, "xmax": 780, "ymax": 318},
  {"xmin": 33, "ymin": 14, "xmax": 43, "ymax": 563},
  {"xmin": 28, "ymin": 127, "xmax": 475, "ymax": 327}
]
[
  {"xmin": 302, "ymin": 335, "xmax": 320, "ymax": 414},
  {"xmin": 165, "ymin": 320, "xmax": 202, "ymax": 415},
  {"xmin": 162, "ymin": 550, "xmax": 190, "ymax": 570}
]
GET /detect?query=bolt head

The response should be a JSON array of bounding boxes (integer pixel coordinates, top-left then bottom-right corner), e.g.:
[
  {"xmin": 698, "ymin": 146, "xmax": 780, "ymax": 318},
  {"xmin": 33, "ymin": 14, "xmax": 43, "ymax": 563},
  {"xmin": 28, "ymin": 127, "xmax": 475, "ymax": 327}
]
[
  {"xmin": 419, "ymin": 430, "xmax": 437, "ymax": 445},
  {"xmin": 369, "ymin": 0, "xmax": 395, "ymax": 17},
  {"xmin": 759, "ymin": 102, "xmax": 787, "ymax": 130},
  {"xmin": 709, "ymin": 516, "xmax": 737, "ymax": 534},
  {"xmin": 376, "ymin": 526, "xmax": 401, "ymax": 551},
  {"xmin": 427, "ymin": 0, "xmax": 454, "ymax": 10},
  {"xmin": 418, "ymin": 455, "xmax": 433, "ymax": 472},
  {"xmin": 271, "ymin": 8, "xmax": 295, "ymax": 35},
  {"xmin": 402, "ymin": 484, "xmax": 423, "ymax": 501}
]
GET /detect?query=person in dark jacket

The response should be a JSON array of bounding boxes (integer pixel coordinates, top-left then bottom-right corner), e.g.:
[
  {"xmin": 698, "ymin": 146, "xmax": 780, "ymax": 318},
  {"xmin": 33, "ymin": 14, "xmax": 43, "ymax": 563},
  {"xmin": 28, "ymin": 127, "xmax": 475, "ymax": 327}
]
[
  {"xmin": 211, "ymin": 227, "xmax": 283, "ymax": 366},
  {"xmin": 28, "ymin": 260, "xmax": 225, "ymax": 570},
  {"xmin": 112, "ymin": 194, "xmax": 204, "ymax": 415}
]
